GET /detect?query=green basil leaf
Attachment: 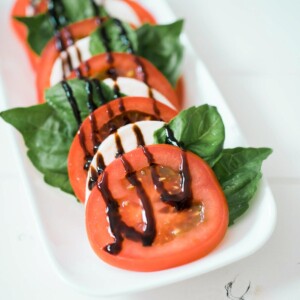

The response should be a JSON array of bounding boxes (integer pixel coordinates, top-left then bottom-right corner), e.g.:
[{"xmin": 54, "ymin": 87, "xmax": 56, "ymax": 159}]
[
  {"xmin": 136, "ymin": 20, "xmax": 184, "ymax": 86},
  {"xmin": 0, "ymin": 104, "xmax": 74, "ymax": 194},
  {"xmin": 1, "ymin": 78, "xmax": 116, "ymax": 196},
  {"xmin": 213, "ymin": 147, "xmax": 272, "ymax": 225},
  {"xmin": 154, "ymin": 105, "xmax": 225, "ymax": 166},
  {"xmin": 15, "ymin": 1, "xmax": 108, "ymax": 55},
  {"xmin": 15, "ymin": 14, "xmax": 54, "ymax": 55},
  {"xmin": 45, "ymin": 78, "xmax": 115, "ymax": 129},
  {"xmin": 89, "ymin": 19, "xmax": 138, "ymax": 56}
]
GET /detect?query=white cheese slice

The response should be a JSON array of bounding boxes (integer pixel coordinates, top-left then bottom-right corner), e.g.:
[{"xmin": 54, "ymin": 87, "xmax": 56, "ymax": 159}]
[
  {"xmin": 103, "ymin": 77, "xmax": 176, "ymax": 110},
  {"xmin": 50, "ymin": 36, "xmax": 92, "ymax": 86},
  {"xmin": 85, "ymin": 120, "xmax": 165, "ymax": 204}
]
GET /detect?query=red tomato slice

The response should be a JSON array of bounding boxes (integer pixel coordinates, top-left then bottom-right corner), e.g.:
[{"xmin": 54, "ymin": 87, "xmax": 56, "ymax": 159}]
[
  {"xmin": 85, "ymin": 144, "xmax": 229, "ymax": 271},
  {"xmin": 12, "ymin": 0, "xmax": 155, "ymax": 75},
  {"xmin": 122, "ymin": 0, "xmax": 156, "ymax": 24},
  {"xmin": 68, "ymin": 53, "xmax": 181, "ymax": 110},
  {"xmin": 36, "ymin": 17, "xmax": 100, "ymax": 103},
  {"xmin": 68, "ymin": 96, "xmax": 177, "ymax": 203},
  {"xmin": 10, "ymin": 0, "xmax": 46, "ymax": 70}
]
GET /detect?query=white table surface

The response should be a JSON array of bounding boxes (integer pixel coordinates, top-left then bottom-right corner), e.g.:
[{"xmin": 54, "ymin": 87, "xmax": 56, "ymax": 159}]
[{"xmin": 1, "ymin": 0, "xmax": 300, "ymax": 299}]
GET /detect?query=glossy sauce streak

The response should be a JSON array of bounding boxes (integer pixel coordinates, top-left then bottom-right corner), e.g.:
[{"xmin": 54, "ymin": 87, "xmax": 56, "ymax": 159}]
[
  {"xmin": 88, "ymin": 153, "xmax": 106, "ymax": 190},
  {"xmin": 132, "ymin": 124, "xmax": 145, "ymax": 146},
  {"xmin": 114, "ymin": 133, "xmax": 125, "ymax": 158},
  {"xmin": 97, "ymin": 156, "xmax": 156, "ymax": 255},
  {"xmin": 97, "ymin": 131, "xmax": 192, "ymax": 253},
  {"xmin": 111, "ymin": 19, "xmax": 160, "ymax": 117},
  {"xmin": 142, "ymin": 145, "xmax": 192, "ymax": 211},
  {"xmin": 89, "ymin": 5, "xmax": 160, "ymax": 118},
  {"xmin": 61, "ymin": 80, "xmax": 82, "ymax": 126},
  {"xmin": 85, "ymin": 79, "xmax": 101, "ymax": 153},
  {"xmin": 88, "ymin": 123, "xmax": 144, "ymax": 191},
  {"xmin": 48, "ymin": 0, "xmax": 83, "ymax": 79},
  {"xmin": 61, "ymin": 80, "xmax": 93, "ymax": 170}
]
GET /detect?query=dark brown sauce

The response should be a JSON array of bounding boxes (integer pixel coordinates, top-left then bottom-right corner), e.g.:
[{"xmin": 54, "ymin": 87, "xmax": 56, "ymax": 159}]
[
  {"xmin": 97, "ymin": 155, "xmax": 156, "ymax": 255},
  {"xmin": 61, "ymin": 80, "xmax": 94, "ymax": 170},
  {"xmin": 85, "ymin": 79, "xmax": 97, "ymax": 112},
  {"xmin": 96, "ymin": 141, "xmax": 193, "ymax": 254},
  {"xmin": 88, "ymin": 153, "xmax": 106, "ymax": 190},
  {"xmin": 48, "ymin": 0, "xmax": 83, "ymax": 79},
  {"xmin": 132, "ymin": 124, "xmax": 145, "ymax": 146},
  {"xmin": 91, "ymin": 78, "xmax": 108, "ymax": 106},
  {"xmin": 164, "ymin": 124, "xmax": 184, "ymax": 149},
  {"xmin": 61, "ymin": 80, "xmax": 82, "ymax": 126},
  {"xmin": 87, "ymin": 123, "xmax": 145, "ymax": 191},
  {"xmin": 98, "ymin": 111, "xmax": 157, "ymax": 139},
  {"xmin": 142, "ymin": 145, "xmax": 192, "ymax": 211},
  {"xmin": 110, "ymin": 19, "xmax": 160, "ymax": 117},
  {"xmin": 114, "ymin": 133, "xmax": 125, "ymax": 158}
]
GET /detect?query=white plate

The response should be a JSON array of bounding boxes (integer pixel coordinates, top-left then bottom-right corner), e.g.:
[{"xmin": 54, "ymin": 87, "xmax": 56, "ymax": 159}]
[{"xmin": 0, "ymin": 0, "xmax": 276, "ymax": 297}]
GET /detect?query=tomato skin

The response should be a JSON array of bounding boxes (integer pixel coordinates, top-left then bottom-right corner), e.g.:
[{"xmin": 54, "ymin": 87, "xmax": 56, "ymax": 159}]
[
  {"xmin": 122, "ymin": 0, "xmax": 156, "ymax": 24},
  {"xmin": 69, "ymin": 53, "xmax": 181, "ymax": 110},
  {"xmin": 68, "ymin": 97, "xmax": 177, "ymax": 203},
  {"xmin": 10, "ymin": 0, "xmax": 46, "ymax": 70},
  {"xmin": 36, "ymin": 17, "xmax": 100, "ymax": 103},
  {"xmin": 86, "ymin": 144, "xmax": 229, "ymax": 272}
]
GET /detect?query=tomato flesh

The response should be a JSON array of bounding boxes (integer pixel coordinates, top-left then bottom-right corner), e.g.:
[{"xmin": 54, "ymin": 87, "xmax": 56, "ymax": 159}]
[
  {"xmin": 69, "ymin": 53, "xmax": 180, "ymax": 110},
  {"xmin": 36, "ymin": 17, "xmax": 101, "ymax": 102},
  {"xmin": 68, "ymin": 97, "xmax": 177, "ymax": 203},
  {"xmin": 122, "ymin": 0, "xmax": 156, "ymax": 24},
  {"xmin": 10, "ymin": 0, "xmax": 46, "ymax": 70},
  {"xmin": 86, "ymin": 144, "xmax": 229, "ymax": 271},
  {"xmin": 11, "ymin": 0, "xmax": 155, "ymax": 73}
]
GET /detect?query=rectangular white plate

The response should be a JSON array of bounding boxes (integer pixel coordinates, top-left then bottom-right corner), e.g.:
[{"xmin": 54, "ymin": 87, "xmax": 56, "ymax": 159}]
[{"xmin": 0, "ymin": 0, "xmax": 276, "ymax": 297}]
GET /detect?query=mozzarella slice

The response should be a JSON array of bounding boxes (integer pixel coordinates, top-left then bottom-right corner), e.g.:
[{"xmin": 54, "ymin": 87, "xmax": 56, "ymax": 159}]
[
  {"xmin": 50, "ymin": 36, "xmax": 92, "ymax": 86},
  {"xmin": 103, "ymin": 77, "xmax": 176, "ymax": 110},
  {"xmin": 85, "ymin": 120, "xmax": 165, "ymax": 204}
]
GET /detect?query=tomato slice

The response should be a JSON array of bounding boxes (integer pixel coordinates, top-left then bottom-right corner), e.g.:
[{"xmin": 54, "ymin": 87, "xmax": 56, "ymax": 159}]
[
  {"xmin": 122, "ymin": 0, "xmax": 156, "ymax": 24},
  {"xmin": 85, "ymin": 144, "xmax": 229, "ymax": 271},
  {"xmin": 68, "ymin": 96, "xmax": 177, "ymax": 203},
  {"xmin": 11, "ymin": 0, "xmax": 154, "ymax": 72},
  {"xmin": 36, "ymin": 17, "xmax": 100, "ymax": 103},
  {"xmin": 68, "ymin": 53, "xmax": 181, "ymax": 110},
  {"xmin": 10, "ymin": 0, "xmax": 46, "ymax": 70}
]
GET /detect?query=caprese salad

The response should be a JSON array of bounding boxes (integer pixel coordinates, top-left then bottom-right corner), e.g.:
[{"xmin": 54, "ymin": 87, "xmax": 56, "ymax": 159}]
[{"xmin": 1, "ymin": 0, "xmax": 271, "ymax": 272}]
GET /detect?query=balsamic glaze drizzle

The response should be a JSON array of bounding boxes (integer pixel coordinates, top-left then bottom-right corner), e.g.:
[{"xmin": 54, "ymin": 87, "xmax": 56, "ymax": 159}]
[
  {"xmin": 164, "ymin": 124, "xmax": 185, "ymax": 149},
  {"xmin": 97, "ymin": 140, "xmax": 192, "ymax": 253},
  {"xmin": 132, "ymin": 124, "xmax": 145, "ymax": 146},
  {"xmin": 97, "ymin": 155, "xmax": 156, "ymax": 255},
  {"xmin": 48, "ymin": 0, "xmax": 84, "ymax": 79},
  {"xmin": 88, "ymin": 123, "xmax": 145, "ymax": 191},
  {"xmin": 142, "ymin": 145, "xmax": 192, "ymax": 211},
  {"xmin": 61, "ymin": 80, "xmax": 82, "ymax": 127},
  {"xmin": 114, "ymin": 133, "xmax": 125, "ymax": 158},
  {"xmin": 85, "ymin": 79, "xmax": 97, "ymax": 112},
  {"xmin": 88, "ymin": 153, "xmax": 106, "ymax": 190}
]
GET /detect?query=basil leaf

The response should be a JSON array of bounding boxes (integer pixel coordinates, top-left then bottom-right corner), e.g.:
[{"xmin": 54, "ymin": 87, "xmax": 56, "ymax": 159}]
[
  {"xmin": 213, "ymin": 147, "xmax": 272, "ymax": 225},
  {"xmin": 15, "ymin": 14, "xmax": 54, "ymax": 55},
  {"xmin": 89, "ymin": 19, "xmax": 138, "ymax": 56},
  {"xmin": 15, "ymin": 1, "xmax": 108, "ymax": 55},
  {"xmin": 154, "ymin": 105, "xmax": 225, "ymax": 166},
  {"xmin": 45, "ymin": 79, "xmax": 115, "ymax": 129},
  {"xmin": 136, "ymin": 20, "xmax": 184, "ymax": 86},
  {"xmin": 1, "ymin": 79, "xmax": 116, "ymax": 196},
  {"xmin": 0, "ymin": 104, "xmax": 74, "ymax": 194}
]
